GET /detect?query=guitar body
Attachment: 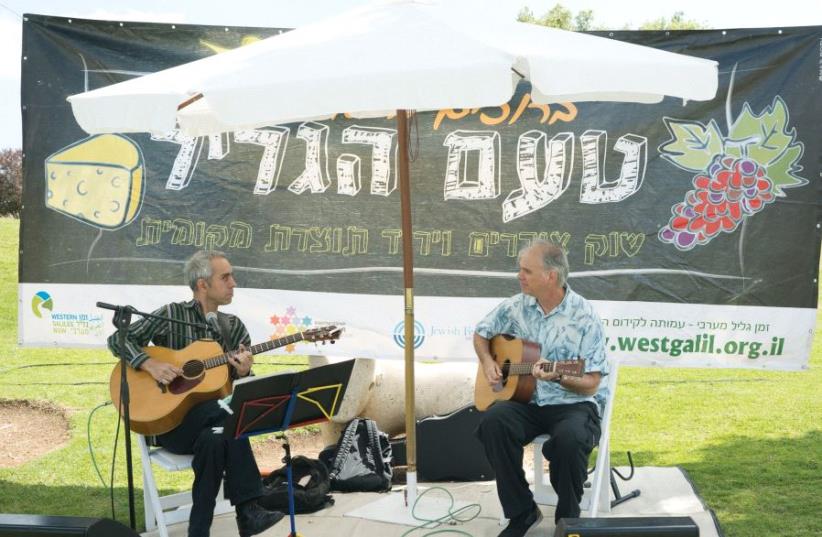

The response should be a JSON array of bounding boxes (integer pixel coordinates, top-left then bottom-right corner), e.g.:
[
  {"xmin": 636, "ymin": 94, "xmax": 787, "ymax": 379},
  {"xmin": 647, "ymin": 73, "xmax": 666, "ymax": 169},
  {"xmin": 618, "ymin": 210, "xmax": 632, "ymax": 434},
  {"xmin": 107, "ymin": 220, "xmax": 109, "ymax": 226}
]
[
  {"xmin": 109, "ymin": 340, "xmax": 231, "ymax": 436},
  {"xmin": 474, "ymin": 334, "xmax": 541, "ymax": 411},
  {"xmin": 474, "ymin": 334, "xmax": 586, "ymax": 411}
]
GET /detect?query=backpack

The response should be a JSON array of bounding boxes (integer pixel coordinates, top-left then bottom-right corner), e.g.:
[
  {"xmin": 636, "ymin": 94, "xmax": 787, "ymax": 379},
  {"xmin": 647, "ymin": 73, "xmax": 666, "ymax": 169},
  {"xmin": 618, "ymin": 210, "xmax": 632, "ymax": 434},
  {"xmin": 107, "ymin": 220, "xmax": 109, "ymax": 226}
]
[
  {"xmin": 259, "ymin": 456, "xmax": 334, "ymax": 514},
  {"xmin": 319, "ymin": 417, "xmax": 392, "ymax": 492}
]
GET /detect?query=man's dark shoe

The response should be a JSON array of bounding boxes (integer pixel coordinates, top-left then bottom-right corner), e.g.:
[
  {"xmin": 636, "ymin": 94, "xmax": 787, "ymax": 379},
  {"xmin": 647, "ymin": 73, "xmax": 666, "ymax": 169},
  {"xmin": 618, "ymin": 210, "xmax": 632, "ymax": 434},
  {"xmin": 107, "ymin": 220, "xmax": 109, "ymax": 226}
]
[
  {"xmin": 499, "ymin": 504, "xmax": 543, "ymax": 537},
  {"xmin": 236, "ymin": 500, "xmax": 285, "ymax": 537}
]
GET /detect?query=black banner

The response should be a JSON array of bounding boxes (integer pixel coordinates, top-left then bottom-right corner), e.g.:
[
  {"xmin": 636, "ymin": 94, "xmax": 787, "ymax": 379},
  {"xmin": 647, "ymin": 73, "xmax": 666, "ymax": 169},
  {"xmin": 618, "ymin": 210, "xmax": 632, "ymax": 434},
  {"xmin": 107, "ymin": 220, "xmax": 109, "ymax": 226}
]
[{"xmin": 20, "ymin": 15, "xmax": 822, "ymax": 308}]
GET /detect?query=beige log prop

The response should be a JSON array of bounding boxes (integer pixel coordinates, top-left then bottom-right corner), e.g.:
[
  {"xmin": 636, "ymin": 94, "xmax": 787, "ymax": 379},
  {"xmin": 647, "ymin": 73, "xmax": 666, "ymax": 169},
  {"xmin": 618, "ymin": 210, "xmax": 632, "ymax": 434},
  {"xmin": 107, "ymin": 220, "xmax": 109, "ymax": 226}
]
[{"xmin": 308, "ymin": 356, "xmax": 476, "ymax": 446}]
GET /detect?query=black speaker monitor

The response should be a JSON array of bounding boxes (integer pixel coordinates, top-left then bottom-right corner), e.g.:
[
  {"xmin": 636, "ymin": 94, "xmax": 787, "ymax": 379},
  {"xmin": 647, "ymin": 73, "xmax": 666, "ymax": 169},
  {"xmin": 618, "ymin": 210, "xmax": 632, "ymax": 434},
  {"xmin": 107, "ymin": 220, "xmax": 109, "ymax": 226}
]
[
  {"xmin": 554, "ymin": 516, "xmax": 699, "ymax": 537},
  {"xmin": 0, "ymin": 514, "xmax": 139, "ymax": 537}
]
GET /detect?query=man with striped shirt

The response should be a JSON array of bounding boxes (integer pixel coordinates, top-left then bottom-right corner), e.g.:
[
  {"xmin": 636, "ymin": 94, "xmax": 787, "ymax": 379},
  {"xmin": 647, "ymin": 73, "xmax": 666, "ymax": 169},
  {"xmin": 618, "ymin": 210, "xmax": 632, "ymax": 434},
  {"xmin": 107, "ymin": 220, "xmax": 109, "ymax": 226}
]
[{"xmin": 107, "ymin": 250, "xmax": 283, "ymax": 537}]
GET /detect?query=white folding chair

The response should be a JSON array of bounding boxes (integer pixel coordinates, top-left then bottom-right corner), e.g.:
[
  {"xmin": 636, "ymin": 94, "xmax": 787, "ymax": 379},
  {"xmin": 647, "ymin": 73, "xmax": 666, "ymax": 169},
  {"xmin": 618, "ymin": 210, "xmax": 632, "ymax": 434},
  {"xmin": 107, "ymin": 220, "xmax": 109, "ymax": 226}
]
[
  {"xmin": 531, "ymin": 357, "xmax": 620, "ymax": 517},
  {"xmin": 137, "ymin": 434, "xmax": 233, "ymax": 537}
]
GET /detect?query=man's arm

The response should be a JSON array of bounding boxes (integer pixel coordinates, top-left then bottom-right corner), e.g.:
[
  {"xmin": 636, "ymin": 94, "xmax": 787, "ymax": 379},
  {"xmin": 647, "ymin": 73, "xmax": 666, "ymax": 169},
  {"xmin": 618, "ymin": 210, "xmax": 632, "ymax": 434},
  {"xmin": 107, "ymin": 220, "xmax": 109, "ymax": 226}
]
[
  {"xmin": 106, "ymin": 315, "xmax": 158, "ymax": 369},
  {"xmin": 546, "ymin": 307, "xmax": 607, "ymax": 396},
  {"xmin": 106, "ymin": 306, "xmax": 181, "ymax": 385},
  {"xmin": 226, "ymin": 315, "xmax": 253, "ymax": 378},
  {"xmin": 558, "ymin": 371, "xmax": 601, "ymax": 395},
  {"xmin": 532, "ymin": 361, "xmax": 601, "ymax": 394},
  {"xmin": 474, "ymin": 333, "xmax": 501, "ymax": 385}
]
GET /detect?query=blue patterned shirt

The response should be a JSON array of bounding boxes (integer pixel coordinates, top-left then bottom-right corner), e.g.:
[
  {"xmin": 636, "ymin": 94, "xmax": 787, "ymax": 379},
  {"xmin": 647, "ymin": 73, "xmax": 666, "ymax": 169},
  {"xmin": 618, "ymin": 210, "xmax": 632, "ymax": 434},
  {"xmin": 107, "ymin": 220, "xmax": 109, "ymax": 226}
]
[{"xmin": 475, "ymin": 287, "xmax": 609, "ymax": 414}]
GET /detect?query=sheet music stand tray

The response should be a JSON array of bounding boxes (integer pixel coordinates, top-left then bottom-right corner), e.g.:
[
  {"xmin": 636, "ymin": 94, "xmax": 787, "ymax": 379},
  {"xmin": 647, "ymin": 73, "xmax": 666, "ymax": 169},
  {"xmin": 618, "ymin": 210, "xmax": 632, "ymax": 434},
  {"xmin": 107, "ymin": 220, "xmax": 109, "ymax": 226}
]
[{"xmin": 224, "ymin": 360, "xmax": 355, "ymax": 537}]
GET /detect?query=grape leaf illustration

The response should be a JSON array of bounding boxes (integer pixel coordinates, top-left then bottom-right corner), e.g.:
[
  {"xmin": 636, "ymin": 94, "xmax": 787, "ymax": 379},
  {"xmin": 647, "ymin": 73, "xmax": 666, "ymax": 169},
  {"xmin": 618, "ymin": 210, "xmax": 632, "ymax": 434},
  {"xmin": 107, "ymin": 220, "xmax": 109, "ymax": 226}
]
[
  {"xmin": 658, "ymin": 118, "xmax": 723, "ymax": 172},
  {"xmin": 727, "ymin": 96, "xmax": 793, "ymax": 161},
  {"xmin": 726, "ymin": 96, "xmax": 805, "ymax": 194},
  {"xmin": 765, "ymin": 143, "xmax": 806, "ymax": 196}
]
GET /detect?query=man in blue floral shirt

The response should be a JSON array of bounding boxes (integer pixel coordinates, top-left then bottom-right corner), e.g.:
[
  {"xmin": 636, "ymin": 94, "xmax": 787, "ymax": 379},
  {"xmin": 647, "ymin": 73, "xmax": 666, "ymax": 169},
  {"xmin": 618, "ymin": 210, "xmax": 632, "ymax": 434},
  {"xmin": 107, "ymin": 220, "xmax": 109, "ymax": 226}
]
[{"xmin": 475, "ymin": 240, "xmax": 609, "ymax": 536}]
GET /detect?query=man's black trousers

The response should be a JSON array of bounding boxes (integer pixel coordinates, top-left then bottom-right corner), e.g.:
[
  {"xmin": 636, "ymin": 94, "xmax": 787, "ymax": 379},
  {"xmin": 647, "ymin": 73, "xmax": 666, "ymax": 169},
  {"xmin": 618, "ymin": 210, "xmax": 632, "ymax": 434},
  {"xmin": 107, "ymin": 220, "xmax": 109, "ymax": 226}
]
[
  {"xmin": 476, "ymin": 400, "xmax": 601, "ymax": 523},
  {"xmin": 158, "ymin": 400, "xmax": 263, "ymax": 536}
]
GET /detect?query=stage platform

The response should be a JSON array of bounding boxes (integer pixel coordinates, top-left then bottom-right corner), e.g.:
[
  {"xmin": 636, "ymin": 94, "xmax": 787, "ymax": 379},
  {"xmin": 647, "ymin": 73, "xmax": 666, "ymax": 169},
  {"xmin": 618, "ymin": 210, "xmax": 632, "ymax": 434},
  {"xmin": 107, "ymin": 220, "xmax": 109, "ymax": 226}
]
[{"xmin": 143, "ymin": 466, "xmax": 722, "ymax": 537}]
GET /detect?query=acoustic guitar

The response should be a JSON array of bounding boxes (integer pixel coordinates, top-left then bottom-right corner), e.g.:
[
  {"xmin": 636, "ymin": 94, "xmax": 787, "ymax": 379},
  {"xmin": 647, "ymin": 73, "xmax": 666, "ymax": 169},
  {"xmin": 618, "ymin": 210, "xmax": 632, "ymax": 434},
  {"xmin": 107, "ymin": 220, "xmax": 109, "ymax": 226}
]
[
  {"xmin": 109, "ymin": 325, "xmax": 342, "ymax": 435},
  {"xmin": 474, "ymin": 334, "xmax": 585, "ymax": 411}
]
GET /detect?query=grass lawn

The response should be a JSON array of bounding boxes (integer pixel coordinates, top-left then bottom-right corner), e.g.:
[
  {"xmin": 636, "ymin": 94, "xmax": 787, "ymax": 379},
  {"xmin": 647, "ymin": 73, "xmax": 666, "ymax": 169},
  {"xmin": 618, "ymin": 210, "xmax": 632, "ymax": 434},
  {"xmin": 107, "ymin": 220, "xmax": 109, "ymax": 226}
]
[{"xmin": 1, "ymin": 216, "xmax": 820, "ymax": 536}]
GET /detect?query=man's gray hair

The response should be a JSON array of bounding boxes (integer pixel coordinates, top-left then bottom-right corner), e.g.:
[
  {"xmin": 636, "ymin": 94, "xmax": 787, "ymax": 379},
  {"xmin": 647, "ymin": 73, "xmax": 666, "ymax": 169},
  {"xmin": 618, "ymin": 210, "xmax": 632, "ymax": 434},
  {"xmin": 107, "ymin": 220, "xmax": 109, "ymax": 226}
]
[
  {"xmin": 184, "ymin": 250, "xmax": 227, "ymax": 290},
  {"xmin": 519, "ymin": 239, "xmax": 569, "ymax": 287}
]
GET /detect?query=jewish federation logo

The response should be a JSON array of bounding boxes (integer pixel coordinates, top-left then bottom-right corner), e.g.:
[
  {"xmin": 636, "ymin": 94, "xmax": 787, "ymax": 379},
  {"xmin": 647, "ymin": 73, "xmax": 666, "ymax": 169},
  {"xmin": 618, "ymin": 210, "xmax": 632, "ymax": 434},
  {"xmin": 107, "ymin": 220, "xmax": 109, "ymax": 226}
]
[
  {"xmin": 31, "ymin": 291, "xmax": 54, "ymax": 318},
  {"xmin": 392, "ymin": 320, "xmax": 425, "ymax": 349}
]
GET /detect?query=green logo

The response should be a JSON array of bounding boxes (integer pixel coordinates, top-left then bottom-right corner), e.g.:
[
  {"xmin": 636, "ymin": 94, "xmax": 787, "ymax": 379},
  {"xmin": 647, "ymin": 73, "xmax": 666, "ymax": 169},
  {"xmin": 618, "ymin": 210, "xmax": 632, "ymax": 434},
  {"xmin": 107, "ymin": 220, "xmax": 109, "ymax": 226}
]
[{"xmin": 32, "ymin": 291, "xmax": 53, "ymax": 318}]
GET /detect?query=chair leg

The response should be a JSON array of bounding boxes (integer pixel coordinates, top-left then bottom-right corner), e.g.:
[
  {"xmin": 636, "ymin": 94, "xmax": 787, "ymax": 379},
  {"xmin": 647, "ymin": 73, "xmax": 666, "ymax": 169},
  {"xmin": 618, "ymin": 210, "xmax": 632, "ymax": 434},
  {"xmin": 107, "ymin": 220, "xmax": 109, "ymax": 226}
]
[
  {"xmin": 141, "ymin": 458, "xmax": 154, "ymax": 531},
  {"xmin": 587, "ymin": 440, "xmax": 610, "ymax": 517},
  {"xmin": 139, "ymin": 438, "xmax": 170, "ymax": 537},
  {"xmin": 531, "ymin": 435, "xmax": 556, "ymax": 505}
]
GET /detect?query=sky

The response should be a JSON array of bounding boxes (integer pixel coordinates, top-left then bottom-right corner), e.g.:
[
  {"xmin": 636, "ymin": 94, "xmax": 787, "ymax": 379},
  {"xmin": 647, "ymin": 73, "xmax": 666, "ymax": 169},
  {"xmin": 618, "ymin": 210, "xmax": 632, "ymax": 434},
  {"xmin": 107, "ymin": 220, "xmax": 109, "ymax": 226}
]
[{"xmin": 1, "ymin": 0, "xmax": 821, "ymax": 149}]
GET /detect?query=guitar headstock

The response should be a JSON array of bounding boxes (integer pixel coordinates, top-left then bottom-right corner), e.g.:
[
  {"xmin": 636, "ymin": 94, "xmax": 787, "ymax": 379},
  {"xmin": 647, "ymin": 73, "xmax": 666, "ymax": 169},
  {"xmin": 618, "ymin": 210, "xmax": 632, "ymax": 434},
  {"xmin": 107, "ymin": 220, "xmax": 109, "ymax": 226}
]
[
  {"xmin": 304, "ymin": 324, "xmax": 344, "ymax": 344},
  {"xmin": 553, "ymin": 358, "xmax": 585, "ymax": 377}
]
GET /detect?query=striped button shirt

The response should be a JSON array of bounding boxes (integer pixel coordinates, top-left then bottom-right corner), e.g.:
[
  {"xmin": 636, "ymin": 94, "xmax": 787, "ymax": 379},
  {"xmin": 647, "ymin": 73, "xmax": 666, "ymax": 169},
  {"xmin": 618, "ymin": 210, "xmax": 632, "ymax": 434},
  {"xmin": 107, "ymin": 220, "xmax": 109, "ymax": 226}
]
[
  {"xmin": 106, "ymin": 299, "xmax": 251, "ymax": 371},
  {"xmin": 475, "ymin": 286, "xmax": 609, "ymax": 414}
]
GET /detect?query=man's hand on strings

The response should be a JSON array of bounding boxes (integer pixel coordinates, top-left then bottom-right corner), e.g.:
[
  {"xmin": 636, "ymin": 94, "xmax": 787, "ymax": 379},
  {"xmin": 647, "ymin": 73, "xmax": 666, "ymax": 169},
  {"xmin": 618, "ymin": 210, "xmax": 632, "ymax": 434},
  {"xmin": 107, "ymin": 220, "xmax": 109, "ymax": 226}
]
[
  {"xmin": 141, "ymin": 358, "xmax": 183, "ymax": 385},
  {"xmin": 228, "ymin": 344, "xmax": 253, "ymax": 377},
  {"xmin": 483, "ymin": 360, "xmax": 502, "ymax": 385},
  {"xmin": 532, "ymin": 359, "xmax": 561, "ymax": 382}
]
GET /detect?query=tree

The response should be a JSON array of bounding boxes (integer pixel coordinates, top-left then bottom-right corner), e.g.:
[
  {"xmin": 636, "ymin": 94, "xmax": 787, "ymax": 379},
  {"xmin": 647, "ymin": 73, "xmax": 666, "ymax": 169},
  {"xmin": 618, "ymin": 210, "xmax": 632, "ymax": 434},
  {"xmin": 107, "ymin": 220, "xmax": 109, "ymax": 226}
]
[
  {"xmin": 539, "ymin": 4, "xmax": 573, "ymax": 30},
  {"xmin": 639, "ymin": 11, "xmax": 705, "ymax": 30},
  {"xmin": 517, "ymin": 4, "xmax": 706, "ymax": 31},
  {"xmin": 574, "ymin": 9, "xmax": 595, "ymax": 32},
  {"xmin": 0, "ymin": 148, "xmax": 22, "ymax": 218},
  {"xmin": 517, "ymin": 3, "xmax": 593, "ymax": 30},
  {"xmin": 516, "ymin": 6, "xmax": 537, "ymax": 24}
]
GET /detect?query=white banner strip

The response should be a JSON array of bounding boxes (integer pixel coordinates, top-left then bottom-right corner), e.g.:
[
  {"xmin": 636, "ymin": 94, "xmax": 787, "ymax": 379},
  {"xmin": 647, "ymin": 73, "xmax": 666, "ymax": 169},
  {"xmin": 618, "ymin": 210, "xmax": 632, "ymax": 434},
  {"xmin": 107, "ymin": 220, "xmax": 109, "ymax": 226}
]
[{"xmin": 19, "ymin": 283, "xmax": 815, "ymax": 371}]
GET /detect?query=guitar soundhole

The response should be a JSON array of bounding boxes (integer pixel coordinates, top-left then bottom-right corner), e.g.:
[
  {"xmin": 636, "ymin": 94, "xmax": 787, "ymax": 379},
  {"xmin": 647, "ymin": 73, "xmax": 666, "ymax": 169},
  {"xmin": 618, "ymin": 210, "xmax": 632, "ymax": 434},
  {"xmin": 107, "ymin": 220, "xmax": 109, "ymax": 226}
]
[
  {"xmin": 182, "ymin": 360, "xmax": 204, "ymax": 379},
  {"xmin": 492, "ymin": 360, "xmax": 510, "ymax": 393},
  {"xmin": 500, "ymin": 360, "xmax": 510, "ymax": 384}
]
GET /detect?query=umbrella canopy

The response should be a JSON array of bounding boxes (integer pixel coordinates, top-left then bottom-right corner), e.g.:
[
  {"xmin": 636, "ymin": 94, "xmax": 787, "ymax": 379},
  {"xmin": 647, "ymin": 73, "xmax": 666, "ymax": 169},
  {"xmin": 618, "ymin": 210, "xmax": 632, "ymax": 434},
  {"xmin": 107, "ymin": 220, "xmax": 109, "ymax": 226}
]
[
  {"xmin": 68, "ymin": 0, "xmax": 717, "ymax": 136},
  {"xmin": 66, "ymin": 0, "xmax": 718, "ymax": 507}
]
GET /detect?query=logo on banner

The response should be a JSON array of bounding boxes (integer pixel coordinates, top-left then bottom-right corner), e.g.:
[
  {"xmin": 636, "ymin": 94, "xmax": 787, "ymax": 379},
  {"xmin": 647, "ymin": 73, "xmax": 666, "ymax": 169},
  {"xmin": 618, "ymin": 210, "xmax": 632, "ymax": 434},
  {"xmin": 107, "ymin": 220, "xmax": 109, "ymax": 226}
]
[
  {"xmin": 269, "ymin": 306, "xmax": 314, "ymax": 352},
  {"xmin": 31, "ymin": 291, "xmax": 54, "ymax": 318},
  {"xmin": 30, "ymin": 290, "xmax": 104, "ymax": 336},
  {"xmin": 393, "ymin": 320, "xmax": 425, "ymax": 349}
]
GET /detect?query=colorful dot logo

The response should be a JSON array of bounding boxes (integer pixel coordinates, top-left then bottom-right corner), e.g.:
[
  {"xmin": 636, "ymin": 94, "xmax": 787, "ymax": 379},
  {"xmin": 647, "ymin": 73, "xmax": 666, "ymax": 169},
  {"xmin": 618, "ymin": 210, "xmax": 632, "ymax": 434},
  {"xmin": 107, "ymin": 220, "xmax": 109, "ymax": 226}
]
[
  {"xmin": 269, "ymin": 306, "xmax": 313, "ymax": 352},
  {"xmin": 31, "ymin": 291, "xmax": 54, "ymax": 319},
  {"xmin": 393, "ymin": 320, "xmax": 425, "ymax": 349}
]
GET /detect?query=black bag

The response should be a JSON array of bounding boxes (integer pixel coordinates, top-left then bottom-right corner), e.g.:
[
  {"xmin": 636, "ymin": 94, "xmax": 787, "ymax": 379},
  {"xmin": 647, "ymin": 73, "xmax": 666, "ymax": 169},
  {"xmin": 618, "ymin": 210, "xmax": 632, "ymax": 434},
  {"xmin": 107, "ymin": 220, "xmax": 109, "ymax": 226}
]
[
  {"xmin": 319, "ymin": 418, "xmax": 392, "ymax": 492},
  {"xmin": 259, "ymin": 456, "xmax": 334, "ymax": 514}
]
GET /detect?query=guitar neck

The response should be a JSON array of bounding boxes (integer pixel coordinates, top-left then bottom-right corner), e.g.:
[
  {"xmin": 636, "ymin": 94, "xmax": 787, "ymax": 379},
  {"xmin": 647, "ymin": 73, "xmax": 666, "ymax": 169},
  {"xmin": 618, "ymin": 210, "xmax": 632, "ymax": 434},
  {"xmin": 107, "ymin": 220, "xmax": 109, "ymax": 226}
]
[
  {"xmin": 202, "ymin": 332, "xmax": 306, "ymax": 370},
  {"xmin": 505, "ymin": 361, "xmax": 558, "ymax": 376}
]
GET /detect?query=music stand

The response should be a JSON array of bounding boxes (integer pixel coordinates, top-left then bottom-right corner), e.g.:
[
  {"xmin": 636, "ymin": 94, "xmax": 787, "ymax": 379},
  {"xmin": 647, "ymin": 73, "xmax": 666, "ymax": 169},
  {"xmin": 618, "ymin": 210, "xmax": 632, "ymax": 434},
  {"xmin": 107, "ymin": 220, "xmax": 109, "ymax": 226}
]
[{"xmin": 224, "ymin": 359, "xmax": 355, "ymax": 537}]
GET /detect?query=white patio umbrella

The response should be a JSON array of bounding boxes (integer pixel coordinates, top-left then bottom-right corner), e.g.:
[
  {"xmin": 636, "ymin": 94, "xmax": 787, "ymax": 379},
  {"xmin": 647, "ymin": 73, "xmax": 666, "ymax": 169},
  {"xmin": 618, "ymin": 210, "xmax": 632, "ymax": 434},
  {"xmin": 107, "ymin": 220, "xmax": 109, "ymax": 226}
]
[{"xmin": 68, "ymin": 0, "xmax": 718, "ymax": 511}]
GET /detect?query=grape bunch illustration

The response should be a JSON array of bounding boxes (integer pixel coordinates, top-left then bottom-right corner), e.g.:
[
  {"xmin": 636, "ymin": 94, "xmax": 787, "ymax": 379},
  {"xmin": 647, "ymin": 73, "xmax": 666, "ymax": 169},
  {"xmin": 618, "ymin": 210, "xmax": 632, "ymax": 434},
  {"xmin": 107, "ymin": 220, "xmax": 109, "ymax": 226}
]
[{"xmin": 658, "ymin": 96, "xmax": 805, "ymax": 251}]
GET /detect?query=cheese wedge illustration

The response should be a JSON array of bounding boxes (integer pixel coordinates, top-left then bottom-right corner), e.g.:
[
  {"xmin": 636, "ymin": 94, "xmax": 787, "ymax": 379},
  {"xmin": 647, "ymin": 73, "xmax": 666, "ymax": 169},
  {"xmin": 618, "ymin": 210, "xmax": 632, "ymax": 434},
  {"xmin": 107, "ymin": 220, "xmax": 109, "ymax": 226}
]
[{"xmin": 45, "ymin": 134, "xmax": 145, "ymax": 229}]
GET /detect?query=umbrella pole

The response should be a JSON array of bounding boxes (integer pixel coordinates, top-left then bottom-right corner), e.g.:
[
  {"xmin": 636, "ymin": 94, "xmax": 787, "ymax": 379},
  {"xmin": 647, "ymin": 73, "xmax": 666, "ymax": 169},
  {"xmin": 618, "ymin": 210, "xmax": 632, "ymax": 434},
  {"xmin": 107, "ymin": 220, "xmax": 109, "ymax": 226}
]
[{"xmin": 396, "ymin": 109, "xmax": 417, "ymax": 509}]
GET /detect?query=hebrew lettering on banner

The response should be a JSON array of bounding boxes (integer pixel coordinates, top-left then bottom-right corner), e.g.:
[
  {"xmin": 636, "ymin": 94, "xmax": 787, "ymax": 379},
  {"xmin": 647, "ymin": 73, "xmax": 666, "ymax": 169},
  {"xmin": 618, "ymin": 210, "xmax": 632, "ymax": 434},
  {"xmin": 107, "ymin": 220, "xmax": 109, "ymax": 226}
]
[
  {"xmin": 502, "ymin": 130, "xmax": 574, "ymax": 222},
  {"xmin": 341, "ymin": 126, "xmax": 397, "ymax": 196},
  {"xmin": 442, "ymin": 130, "xmax": 501, "ymax": 201},
  {"xmin": 19, "ymin": 16, "xmax": 821, "ymax": 369},
  {"xmin": 234, "ymin": 127, "xmax": 290, "ymax": 195}
]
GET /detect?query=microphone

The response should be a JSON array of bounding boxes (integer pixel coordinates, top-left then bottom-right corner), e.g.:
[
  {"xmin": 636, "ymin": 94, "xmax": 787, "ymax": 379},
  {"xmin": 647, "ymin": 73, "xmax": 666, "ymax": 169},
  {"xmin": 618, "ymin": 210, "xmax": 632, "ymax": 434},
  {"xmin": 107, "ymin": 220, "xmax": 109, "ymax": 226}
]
[
  {"xmin": 205, "ymin": 311, "xmax": 222, "ymax": 339},
  {"xmin": 96, "ymin": 302, "xmax": 136, "ymax": 312}
]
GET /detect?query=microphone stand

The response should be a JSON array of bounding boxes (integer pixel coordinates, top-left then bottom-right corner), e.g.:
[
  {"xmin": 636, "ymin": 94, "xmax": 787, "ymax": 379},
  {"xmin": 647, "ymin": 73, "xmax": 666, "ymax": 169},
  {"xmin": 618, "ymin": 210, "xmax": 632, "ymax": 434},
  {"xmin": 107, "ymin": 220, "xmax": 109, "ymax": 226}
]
[
  {"xmin": 111, "ymin": 305, "xmax": 136, "ymax": 530},
  {"xmin": 98, "ymin": 301, "xmax": 210, "ymax": 530}
]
